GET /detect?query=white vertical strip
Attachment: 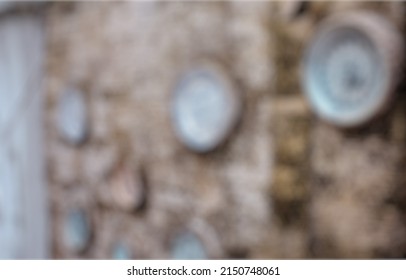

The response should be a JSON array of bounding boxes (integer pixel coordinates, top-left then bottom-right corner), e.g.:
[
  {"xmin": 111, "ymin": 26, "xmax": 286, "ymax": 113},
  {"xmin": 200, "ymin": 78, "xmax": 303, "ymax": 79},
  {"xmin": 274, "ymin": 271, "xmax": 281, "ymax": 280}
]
[{"xmin": 0, "ymin": 15, "xmax": 48, "ymax": 259}]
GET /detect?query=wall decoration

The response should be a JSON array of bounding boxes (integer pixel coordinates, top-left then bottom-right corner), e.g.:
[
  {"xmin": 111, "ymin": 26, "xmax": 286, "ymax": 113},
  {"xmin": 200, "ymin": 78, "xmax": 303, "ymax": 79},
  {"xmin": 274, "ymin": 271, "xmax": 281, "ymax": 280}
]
[
  {"xmin": 302, "ymin": 11, "xmax": 404, "ymax": 127},
  {"xmin": 171, "ymin": 65, "xmax": 241, "ymax": 152},
  {"xmin": 63, "ymin": 208, "xmax": 91, "ymax": 253},
  {"xmin": 170, "ymin": 231, "xmax": 207, "ymax": 260},
  {"xmin": 111, "ymin": 242, "xmax": 132, "ymax": 260}
]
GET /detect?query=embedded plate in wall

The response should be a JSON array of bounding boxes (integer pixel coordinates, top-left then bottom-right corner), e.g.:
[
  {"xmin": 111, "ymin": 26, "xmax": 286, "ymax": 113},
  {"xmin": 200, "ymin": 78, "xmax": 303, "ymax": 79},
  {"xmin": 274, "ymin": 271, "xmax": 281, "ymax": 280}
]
[
  {"xmin": 302, "ymin": 12, "xmax": 404, "ymax": 128},
  {"xmin": 171, "ymin": 65, "xmax": 241, "ymax": 152},
  {"xmin": 170, "ymin": 231, "xmax": 207, "ymax": 260},
  {"xmin": 57, "ymin": 88, "xmax": 88, "ymax": 144},
  {"xmin": 63, "ymin": 209, "xmax": 91, "ymax": 253},
  {"xmin": 112, "ymin": 243, "xmax": 132, "ymax": 260}
]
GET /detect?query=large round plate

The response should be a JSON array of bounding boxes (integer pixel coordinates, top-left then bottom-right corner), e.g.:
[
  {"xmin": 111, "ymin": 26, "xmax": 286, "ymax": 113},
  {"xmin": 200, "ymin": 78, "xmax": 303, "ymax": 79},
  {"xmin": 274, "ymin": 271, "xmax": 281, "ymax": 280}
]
[
  {"xmin": 302, "ymin": 12, "xmax": 403, "ymax": 127},
  {"xmin": 171, "ymin": 65, "xmax": 241, "ymax": 152}
]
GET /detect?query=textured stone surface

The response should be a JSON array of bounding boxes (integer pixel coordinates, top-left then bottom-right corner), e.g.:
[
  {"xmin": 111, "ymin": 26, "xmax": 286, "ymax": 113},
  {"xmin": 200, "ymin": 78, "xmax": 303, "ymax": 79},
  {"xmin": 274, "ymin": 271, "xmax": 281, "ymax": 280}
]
[
  {"xmin": 46, "ymin": 1, "xmax": 273, "ymax": 259},
  {"xmin": 44, "ymin": 1, "xmax": 406, "ymax": 259}
]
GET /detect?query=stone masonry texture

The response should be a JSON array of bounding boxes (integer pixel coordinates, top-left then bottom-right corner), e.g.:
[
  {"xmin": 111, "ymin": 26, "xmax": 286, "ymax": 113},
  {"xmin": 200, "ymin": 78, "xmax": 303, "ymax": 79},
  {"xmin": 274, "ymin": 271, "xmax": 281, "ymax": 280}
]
[{"xmin": 41, "ymin": 1, "xmax": 406, "ymax": 259}]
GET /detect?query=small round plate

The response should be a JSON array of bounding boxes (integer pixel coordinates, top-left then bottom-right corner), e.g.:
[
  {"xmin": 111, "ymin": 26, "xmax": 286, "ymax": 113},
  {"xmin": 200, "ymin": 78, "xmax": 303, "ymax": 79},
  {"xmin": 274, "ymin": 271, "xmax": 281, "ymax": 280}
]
[
  {"xmin": 170, "ymin": 231, "xmax": 207, "ymax": 260},
  {"xmin": 111, "ymin": 242, "xmax": 132, "ymax": 260},
  {"xmin": 57, "ymin": 87, "xmax": 89, "ymax": 145},
  {"xmin": 63, "ymin": 208, "xmax": 91, "ymax": 253},
  {"xmin": 171, "ymin": 65, "xmax": 241, "ymax": 153},
  {"xmin": 302, "ymin": 12, "xmax": 404, "ymax": 128}
]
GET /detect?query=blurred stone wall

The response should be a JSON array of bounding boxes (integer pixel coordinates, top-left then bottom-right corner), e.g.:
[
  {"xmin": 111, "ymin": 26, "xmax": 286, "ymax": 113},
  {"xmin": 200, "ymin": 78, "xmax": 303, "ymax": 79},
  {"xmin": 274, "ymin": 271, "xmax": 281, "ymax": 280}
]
[{"xmin": 44, "ymin": 1, "xmax": 406, "ymax": 259}]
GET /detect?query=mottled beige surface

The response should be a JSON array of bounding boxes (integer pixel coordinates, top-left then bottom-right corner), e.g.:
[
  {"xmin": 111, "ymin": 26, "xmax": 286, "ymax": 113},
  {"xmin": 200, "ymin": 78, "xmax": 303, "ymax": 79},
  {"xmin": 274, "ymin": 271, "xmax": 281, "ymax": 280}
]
[
  {"xmin": 46, "ymin": 2, "xmax": 274, "ymax": 259},
  {"xmin": 44, "ymin": 1, "xmax": 406, "ymax": 259}
]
